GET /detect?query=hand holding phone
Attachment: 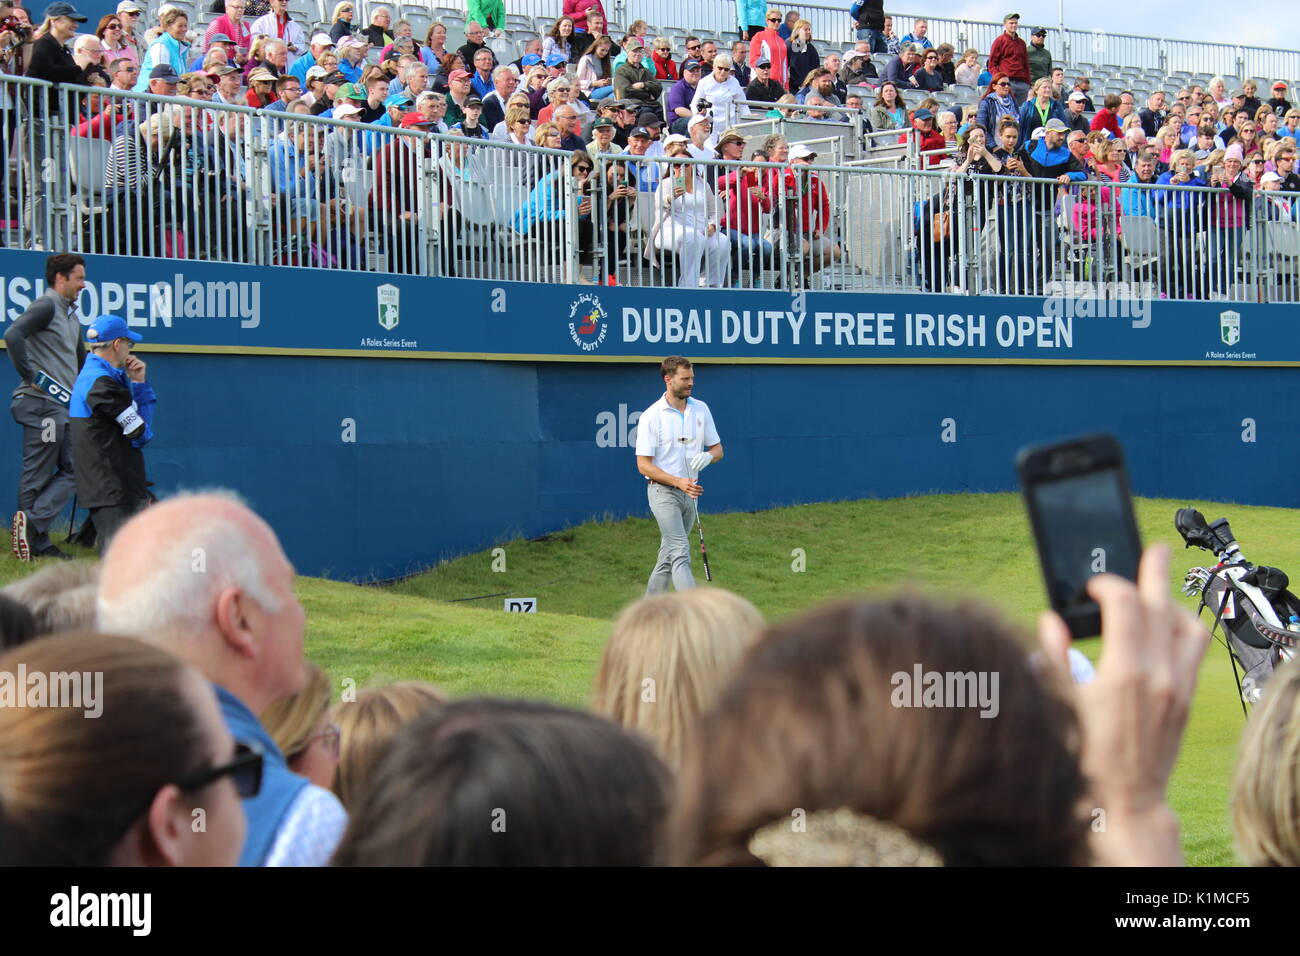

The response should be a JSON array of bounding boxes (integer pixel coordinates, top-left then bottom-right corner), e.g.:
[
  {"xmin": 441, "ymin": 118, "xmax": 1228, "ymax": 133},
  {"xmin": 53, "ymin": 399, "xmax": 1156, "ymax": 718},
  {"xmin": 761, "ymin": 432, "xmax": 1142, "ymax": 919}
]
[{"xmin": 1018, "ymin": 433, "xmax": 1143, "ymax": 639}]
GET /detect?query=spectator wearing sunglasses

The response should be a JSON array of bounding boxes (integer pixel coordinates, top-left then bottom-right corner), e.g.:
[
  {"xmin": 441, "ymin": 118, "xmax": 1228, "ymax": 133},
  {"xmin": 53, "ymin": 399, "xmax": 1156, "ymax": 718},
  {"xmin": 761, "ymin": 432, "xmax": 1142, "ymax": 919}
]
[
  {"xmin": 0, "ymin": 632, "xmax": 256, "ymax": 866},
  {"xmin": 749, "ymin": 11, "xmax": 790, "ymax": 89},
  {"xmin": 96, "ymin": 492, "xmax": 348, "ymax": 867},
  {"xmin": 692, "ymin": 54, "xmax": 749, "ymax": 129},
  {"xmin": 914, "ymin": 48, "xmax": 946, "ymax": 92},
  {"xmin": 976, "ymin": 73, "xmax": 1018, "ymax": 135}
]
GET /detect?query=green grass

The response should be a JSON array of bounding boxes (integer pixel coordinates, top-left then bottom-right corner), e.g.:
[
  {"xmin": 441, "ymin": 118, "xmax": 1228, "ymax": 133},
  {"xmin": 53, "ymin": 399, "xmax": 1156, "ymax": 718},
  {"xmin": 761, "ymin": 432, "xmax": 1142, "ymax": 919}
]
[{"xmin": 8, "ymin": 492, "xmax": 1291, "ymax": 865}]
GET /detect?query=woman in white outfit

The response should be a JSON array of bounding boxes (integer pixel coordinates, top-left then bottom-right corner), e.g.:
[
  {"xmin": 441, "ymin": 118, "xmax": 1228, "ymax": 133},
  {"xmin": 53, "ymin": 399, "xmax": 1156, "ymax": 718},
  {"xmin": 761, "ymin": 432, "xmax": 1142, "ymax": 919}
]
[{"xmin": 650, "ymin": 136, "xmax": 731, "ymax": 288}]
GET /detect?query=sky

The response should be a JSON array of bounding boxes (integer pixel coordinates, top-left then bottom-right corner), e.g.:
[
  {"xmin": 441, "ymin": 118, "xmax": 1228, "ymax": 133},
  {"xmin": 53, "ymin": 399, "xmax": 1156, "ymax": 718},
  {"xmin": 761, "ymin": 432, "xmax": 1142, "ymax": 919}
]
[{"xmin": 944, "ymin": 1, "xmax": 1295, "ymax": 52}]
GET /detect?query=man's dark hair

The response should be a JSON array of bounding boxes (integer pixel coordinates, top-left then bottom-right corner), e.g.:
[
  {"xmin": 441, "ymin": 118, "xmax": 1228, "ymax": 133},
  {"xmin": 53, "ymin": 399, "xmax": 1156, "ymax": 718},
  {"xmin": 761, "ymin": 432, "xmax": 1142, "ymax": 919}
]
[
  {"xmin": 332, "ymin": 699, "xmax": 672, "ymax": 866},
  {"xmin": 44, "ymin": 254, "xmax": 84, "ymax": 287},
  {"xmin": 661, "ymin": 355, "xmax": 692, "ymax": 379}
]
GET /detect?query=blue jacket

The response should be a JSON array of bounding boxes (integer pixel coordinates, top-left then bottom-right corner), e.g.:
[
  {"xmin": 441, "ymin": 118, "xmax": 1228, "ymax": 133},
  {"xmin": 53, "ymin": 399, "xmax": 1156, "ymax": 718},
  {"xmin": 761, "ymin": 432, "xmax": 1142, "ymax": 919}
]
[
  {"xmin": 976, "ymin": 93, "xmax": 1017, "ymax": 134},
  {"xmin": 69, "ymin": 352, "xmax": 156, "ymax": 508},
  {"xmin": 1017, "ymin": 97, "xmax": 1067, "ymax": 141},
  {"xmin": 1022, "ymin": 140, "xmax": 1086, "ymax": 182},
  {"xmin": 216, "ymin": 685, "xmax": 310, "ymax": 867}
]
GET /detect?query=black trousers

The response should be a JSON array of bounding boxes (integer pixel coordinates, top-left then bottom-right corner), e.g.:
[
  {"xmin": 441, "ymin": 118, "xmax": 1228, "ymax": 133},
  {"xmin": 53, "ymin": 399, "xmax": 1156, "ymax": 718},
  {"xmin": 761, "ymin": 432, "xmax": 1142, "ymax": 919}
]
[{"xmin": 89, "ymin": 498, "xmax": 148, "ymax": 556}]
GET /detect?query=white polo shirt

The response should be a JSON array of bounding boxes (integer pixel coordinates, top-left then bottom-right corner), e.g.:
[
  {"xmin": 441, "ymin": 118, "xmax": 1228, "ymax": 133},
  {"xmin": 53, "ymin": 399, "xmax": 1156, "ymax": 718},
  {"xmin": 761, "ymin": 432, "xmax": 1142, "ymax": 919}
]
[{"xmin": 635, "ymin": 394, "xmax": 720, "ymax": 480}]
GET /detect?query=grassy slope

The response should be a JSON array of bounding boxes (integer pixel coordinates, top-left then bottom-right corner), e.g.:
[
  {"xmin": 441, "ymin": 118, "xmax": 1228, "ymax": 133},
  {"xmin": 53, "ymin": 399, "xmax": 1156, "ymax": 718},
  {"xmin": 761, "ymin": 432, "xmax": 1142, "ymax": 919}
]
[
  {"xmin": 387, "ymin": 493, "xmax": 1298, "ymax": 866},
  {"xmin": 7, "ymin": 493, "xmax": 1287, "ymax": 864}
]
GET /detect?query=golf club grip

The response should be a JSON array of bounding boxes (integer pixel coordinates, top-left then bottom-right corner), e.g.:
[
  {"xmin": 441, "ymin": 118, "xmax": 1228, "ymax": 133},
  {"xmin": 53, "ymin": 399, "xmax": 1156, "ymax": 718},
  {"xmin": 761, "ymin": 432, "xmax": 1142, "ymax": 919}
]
[{"xmin": 701, "ymin": 543, "xmax": 712, "ymax": 581}]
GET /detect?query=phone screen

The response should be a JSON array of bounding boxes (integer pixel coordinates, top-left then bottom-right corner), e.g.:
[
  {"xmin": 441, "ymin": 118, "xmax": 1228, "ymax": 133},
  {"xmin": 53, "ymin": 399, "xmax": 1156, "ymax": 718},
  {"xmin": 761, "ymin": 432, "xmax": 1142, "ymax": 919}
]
[{"xmin": 1029, "ymin": 467, "xmax": 1141, "ymax": 612}]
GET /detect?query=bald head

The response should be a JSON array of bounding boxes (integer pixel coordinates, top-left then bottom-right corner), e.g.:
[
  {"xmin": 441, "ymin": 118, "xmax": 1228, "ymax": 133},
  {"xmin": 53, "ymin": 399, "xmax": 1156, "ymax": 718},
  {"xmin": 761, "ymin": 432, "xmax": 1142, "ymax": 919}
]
[{"xmin": 98, "ymin": 491, "xmax": 305, "ymax": 713}]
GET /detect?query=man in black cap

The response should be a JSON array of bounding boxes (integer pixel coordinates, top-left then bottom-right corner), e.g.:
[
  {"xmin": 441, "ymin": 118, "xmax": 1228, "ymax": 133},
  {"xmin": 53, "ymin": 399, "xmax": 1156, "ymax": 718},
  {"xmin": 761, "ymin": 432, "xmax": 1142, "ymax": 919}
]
[
  {"xmin": 746, "ymin": 57, "xmax": 783, "ymax": 103},
  {"xmin": 69, "ymin": 314, "xmax": 157, "ymax": 554},
  {"xmin": 583, "ymin": 99, "xmax": 624, "ymax": 145},
  {"xmin": 1028, "ymin": 27, "xmax": 1052, "ymax": 85},
  {"xmin": 147, "ymin": 63, "xmax": 181, "ymax": 95},
  {"xmin": 636, "ymin": 111, "xmax": 666, "ymax": 156},
  {"xmin": 607, "ymin": 100, "xmax": 638, "ymax": 147}
]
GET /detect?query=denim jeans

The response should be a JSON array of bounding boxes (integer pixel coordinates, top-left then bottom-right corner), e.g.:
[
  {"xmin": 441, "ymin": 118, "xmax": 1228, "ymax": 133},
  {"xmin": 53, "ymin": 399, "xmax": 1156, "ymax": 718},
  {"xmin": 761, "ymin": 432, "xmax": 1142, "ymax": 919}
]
[
  {"xmin": 856, "ymin": 27, "xmax": 886, "ymax": 53},
  {"xmin": 590, "ymin": 86, "xmax": 615, "ymax": 100},
  {"xmin": 645, "ymin": 480, "xmax": 697, "ymax": 594}
]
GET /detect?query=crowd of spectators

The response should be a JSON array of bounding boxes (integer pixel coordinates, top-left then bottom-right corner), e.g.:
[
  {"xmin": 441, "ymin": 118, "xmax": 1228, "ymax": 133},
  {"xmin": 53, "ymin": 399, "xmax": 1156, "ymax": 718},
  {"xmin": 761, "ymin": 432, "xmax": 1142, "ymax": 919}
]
[
  {"xmin": 1, "ymin": 1, "xmax": 1298, "ymax": 293},
  {"xmin": 4, "ymin": 488, "xmax": 1300, "ymax": 869}
]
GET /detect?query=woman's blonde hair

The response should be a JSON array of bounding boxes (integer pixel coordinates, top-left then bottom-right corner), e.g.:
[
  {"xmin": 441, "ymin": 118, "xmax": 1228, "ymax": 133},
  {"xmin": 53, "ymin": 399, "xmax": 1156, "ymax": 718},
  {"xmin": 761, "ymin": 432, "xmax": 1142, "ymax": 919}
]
[
  {"xmin": 331, "ymin": 681, "xmax": 446, "ymax": 808},
  {"xmin": 158, "ymin": 7, "xmax": 187, "ymax": 29},
  {"xmin": 593, "ymin": 588, "xmax": 765, "ymax": 769},
  {"xmin": 1168, "ymin": 147, "xmax": 1195, "ymax": 169},
  {"xmin": 793, "ymin": 18, "xmax": 812, "ymax": 36},
  {"xmin": 331, "ymin": 1, "xmax": 353, "ymax": 22},
  {"xmin": 504, "ymin": 105, "xmax": 531, "ymax": 128},
  {"xmin": 1233, "ymin": 657, "xmax": 1300, "ymax": 865},
  {"xmin": 261, "ymin": 661, "xmax": 332, "ymax": 762},
  {"xmin": 532, "ymin": 120, "xmax": 559, "ymax": 145}
]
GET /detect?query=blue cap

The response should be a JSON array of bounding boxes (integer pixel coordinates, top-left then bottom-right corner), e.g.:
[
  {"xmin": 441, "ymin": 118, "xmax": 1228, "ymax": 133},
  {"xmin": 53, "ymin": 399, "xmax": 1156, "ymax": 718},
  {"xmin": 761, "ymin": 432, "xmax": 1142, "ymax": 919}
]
[
  {"xmin": 209, "ymin": 32, "xmax": 233, "ymax": 44},
  {"xmin": 86, "ymin": 315, "xmax": 142, "ymax": 345},
  {"xmin": 521, "ymin": 53, "xmax": 541, "ymax": 66},
  {"xmin": 384, "ymin": 91, "xmax": 414, "ymax": 107},
  {"xmin": 546, "ymin": 53, "xmax": 567, "ymax": 67},
  {"xmin": 45, "ymin": 1, "xmax": 88, "ymax": 22}
]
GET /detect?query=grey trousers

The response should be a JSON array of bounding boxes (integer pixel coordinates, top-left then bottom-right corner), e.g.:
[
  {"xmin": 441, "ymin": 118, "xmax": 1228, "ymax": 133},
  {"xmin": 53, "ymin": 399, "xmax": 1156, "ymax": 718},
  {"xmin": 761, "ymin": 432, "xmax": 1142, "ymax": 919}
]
[
  {"xmin": 11, "ymin": 393, "xmax": 75, "ymax": 551},
  {"xmin": 645, "ymin": 481, "xmax": 697, "ymax": 595}
]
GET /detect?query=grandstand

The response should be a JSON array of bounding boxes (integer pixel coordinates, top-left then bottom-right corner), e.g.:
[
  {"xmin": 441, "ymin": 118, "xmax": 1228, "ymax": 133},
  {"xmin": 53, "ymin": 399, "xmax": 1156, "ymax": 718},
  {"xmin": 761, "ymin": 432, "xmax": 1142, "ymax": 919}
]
[{"xmin": 3, "ymin": 1, "xmax": 1298, "ymax": 298}]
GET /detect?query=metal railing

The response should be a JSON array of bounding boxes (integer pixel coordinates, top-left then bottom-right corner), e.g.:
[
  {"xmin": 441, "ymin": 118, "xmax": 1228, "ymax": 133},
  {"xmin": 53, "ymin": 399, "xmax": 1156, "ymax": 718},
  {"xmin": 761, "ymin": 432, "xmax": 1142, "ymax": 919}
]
[{"xmin": 4, "ymin": 74, "xmax": 1300, "ymax": 302}]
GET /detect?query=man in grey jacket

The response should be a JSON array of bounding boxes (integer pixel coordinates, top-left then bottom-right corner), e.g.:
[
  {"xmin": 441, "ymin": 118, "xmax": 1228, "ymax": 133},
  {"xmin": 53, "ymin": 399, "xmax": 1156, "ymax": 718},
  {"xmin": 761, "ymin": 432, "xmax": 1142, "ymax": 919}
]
[{"xmin": 5, "ymin": 253, "xmax": 86, "ymax": 561}]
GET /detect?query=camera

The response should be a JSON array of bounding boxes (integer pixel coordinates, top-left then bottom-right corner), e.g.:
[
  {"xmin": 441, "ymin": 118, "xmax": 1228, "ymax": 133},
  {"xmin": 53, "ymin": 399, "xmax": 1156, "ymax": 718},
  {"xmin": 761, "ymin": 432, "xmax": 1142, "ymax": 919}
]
[{"xmin": 0, "ymin": 14, "xmax": 33, "ymax": 42}]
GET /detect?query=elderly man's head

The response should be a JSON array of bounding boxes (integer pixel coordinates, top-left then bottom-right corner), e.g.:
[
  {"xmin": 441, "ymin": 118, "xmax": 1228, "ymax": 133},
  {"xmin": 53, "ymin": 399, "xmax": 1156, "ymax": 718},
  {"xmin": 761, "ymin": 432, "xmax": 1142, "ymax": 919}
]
[
  {"xmin": 1067, "ymin": 130, "xmax": 1088, "ymax": 159},
  {"xmin": 96, "ymin": 492, "xmax": 307, "ymax": 715},
  {"xmin": 554, "ymin": 104, "xmax": 578, "ymax": 133},
  {"xmin": 264, "ymin": 39, "xmax": 288, "ymax": 70},
  {"xmin": 492, "ymin": 64, "xmax": 518, "ymax": 96},
  {"xmin": 465, "ymin": 20, "xmax": 484, "ymax": 43},
  {"xmin": 1124, "ymin": 126, "xmax": 1147, "ymax": 149},
  {"xmin": 1118, "ymin": 92, "xmax": 1135, "ymax": 117}
]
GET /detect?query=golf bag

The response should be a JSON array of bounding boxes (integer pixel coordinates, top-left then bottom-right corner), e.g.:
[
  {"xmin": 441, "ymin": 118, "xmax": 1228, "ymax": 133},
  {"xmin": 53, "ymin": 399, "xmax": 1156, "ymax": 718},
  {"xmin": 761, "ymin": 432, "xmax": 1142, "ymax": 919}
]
[{"xmin": 1176, "ymin": 507, "xmax": 1298, "ymax": 710}]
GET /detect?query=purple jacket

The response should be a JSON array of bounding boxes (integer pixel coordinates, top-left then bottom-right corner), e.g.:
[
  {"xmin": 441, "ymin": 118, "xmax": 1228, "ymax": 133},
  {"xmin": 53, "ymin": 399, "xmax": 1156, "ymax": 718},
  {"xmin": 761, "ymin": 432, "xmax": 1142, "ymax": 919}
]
[{"xmin": 667, "ymin": 78, "xmax": 697, "ymax": 117}]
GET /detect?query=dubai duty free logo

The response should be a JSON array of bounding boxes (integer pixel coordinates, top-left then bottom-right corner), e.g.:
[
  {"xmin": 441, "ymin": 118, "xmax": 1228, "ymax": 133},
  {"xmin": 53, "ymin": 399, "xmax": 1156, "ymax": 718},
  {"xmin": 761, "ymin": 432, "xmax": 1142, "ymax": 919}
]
[
  {"xmin": 568, "ymin": 292, "xmax": 608, "ymax": 352},
  {"xmin": 1220, "ymin": 310, "xmax": 1240, "ymax": 347},
  {"xmin": 378, "ymin": 283, "xmax": 400, "ymax": 331}
]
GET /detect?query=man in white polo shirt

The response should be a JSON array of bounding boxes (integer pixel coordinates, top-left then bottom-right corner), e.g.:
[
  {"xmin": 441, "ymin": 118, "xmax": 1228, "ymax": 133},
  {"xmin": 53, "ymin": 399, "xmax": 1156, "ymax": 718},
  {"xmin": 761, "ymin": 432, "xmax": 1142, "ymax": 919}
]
[{"xmin": 635, "ymin": 356, "xmax": 724, "ymax": 594}]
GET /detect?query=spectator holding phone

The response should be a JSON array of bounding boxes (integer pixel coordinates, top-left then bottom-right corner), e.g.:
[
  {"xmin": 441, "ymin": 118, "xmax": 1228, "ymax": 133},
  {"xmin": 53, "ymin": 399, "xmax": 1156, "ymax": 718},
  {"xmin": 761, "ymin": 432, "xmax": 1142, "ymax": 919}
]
[
  {"xmin": 68, "ymin": 315, "xmax": 157, "ymax": 553},
  {"xmin": 649, "ymin": 135, "xmax": 731, "ymax": 288}
]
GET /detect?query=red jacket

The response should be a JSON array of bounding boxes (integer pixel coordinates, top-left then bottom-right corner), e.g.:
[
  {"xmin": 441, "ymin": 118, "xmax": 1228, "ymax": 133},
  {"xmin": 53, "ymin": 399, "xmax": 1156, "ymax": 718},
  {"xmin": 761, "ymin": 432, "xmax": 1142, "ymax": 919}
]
[
  {"xmin": 749, "ymin": 27, "xmax": 790, "ymax": 89},
  {"xmin": 899, "ymin": 125, "xmax": 947, "ymax": 166},
  {"xmin": 770, "ymin": 165, "xmax": 830, "ymax": 234},
  {"xmin": 562, "ymin": 0, "xmax": 605, "ymax": 33},
  {"xmin": 988, "ymin": 32, "xmax": 1029, "ymax": 83},
  {"xmin": 718, "ymin": 169, "xmax": 772, "ymax": 234},
  {"xmin": 1090, "ymin": 108, "xmax": 1121, "ymax": 138},
  {"xmin": 652, "ymin": 50, "xmax": 678, "ymax": 81}
]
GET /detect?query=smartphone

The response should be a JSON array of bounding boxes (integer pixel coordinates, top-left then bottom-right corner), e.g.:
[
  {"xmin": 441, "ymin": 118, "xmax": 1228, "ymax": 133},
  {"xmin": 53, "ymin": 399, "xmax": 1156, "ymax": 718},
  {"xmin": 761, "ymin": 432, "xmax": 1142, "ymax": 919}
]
[{"xmin": 1017, "ymin": 433, "xmax": 1143, "ymax": 639}]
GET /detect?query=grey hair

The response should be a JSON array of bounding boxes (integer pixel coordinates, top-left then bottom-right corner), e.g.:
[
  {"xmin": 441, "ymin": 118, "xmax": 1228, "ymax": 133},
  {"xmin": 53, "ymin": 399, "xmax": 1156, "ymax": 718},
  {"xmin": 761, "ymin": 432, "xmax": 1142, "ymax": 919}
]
[
  {"xmin": 492, "ymin": 64, "xmax": 517, "ymax": 82},
  {"xmin": 546, "ymin": 76, "xmax": 570, "ymax": 96},
  {"xmin": 2, "ymin": 561, "xmax": 100, "ymax": 636},
  {"xmin": 96, "ymin": 489, "xmax": 284, "ymax": 644}
]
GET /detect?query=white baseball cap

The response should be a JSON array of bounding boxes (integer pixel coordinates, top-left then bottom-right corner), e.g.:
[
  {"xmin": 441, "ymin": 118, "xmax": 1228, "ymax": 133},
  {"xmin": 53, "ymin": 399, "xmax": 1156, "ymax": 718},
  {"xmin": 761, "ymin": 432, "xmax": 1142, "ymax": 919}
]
[
  {"xmin": 333, "ymin": 102, "xmax": 363, "ymax": 117},
  {"xmin": 688, "ymin": 113, "xmax": 711, "ymax": 129},
  {"xmin": 789, "ymin": 143, "xmax": 817, "ymax": 159},
  {"xmin": 116, "ymin": 0, "xmax": 144, "ymax": 12},
  {"xmin": 662, "ymin": 133, "xmax": 689, "ymax": 147},
  {"xmin": 311, "ymin": 33, "xmax": 335, "ymax": 47}
]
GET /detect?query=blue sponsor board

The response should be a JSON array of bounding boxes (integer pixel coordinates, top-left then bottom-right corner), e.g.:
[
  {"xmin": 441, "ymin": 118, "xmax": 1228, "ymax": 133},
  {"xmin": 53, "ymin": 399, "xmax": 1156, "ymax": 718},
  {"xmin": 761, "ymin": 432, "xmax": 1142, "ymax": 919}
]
[{"xmin": 0, "ymin": 251, "xmax": 1292, "ymax": 364}]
